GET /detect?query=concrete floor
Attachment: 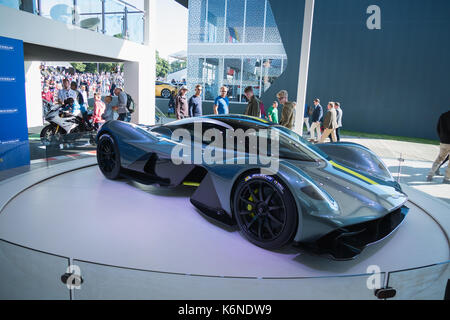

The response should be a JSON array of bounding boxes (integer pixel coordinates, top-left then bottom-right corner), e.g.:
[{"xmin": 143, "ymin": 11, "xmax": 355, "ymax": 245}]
[
  {"xmin": 0, "ymin": 165, "xmax": 448, "ymax": 277},
  {"xmin": 341, "ymin": 137, "xmax": 440, "ymax": 162}
]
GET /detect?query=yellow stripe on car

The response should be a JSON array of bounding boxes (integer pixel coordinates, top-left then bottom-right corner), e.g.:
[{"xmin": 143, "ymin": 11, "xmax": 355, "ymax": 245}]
[
  {"xmin": 329, "ymin": 160, "xmax": 378, "ymax": 185},
  {"xmin": 246, "ymin": 115, "xmax": 269, "ymax": 124},
  {"xmin": 183, "ymin": 182, "xmax": 200, "ymax": 187}
]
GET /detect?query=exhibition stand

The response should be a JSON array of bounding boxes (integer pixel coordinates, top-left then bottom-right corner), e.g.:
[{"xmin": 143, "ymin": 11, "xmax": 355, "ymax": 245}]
[{"xmin": 0, "ymin": 158, "xmax": 448, "ymax": 299}]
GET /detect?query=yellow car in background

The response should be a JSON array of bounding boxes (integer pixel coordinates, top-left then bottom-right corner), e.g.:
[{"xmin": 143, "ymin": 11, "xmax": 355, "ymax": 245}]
[{"xmin": 155, "ymin": 81, "xmax": 178, "ymax": 99}]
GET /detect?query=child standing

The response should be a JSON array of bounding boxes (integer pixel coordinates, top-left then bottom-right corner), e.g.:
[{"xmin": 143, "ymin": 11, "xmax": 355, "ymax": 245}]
[{"xmin": 267, "ymin": 101, "xmax": 279, "ymax": 124}]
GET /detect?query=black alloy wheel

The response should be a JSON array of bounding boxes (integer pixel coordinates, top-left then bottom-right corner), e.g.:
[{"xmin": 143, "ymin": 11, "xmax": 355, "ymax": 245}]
[
  {"xmin": 97, "ymin": 134, "xmax": 121, "ymax": 179},
  {"xmin": 233, "ymin": 174, "xmax": 298, "ymax": 249}
]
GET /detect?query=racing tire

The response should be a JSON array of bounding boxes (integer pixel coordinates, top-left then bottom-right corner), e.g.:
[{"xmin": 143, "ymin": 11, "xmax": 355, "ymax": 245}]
[
  {"xmin": 97, "ymin": 133, "xmax": 122, "ymax": 180},
  {"xmin": 233, "ymin": 173, "xmax": 298, "ymax": 250}
]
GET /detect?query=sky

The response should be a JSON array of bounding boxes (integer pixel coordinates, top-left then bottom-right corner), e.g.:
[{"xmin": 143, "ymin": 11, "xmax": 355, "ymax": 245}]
[{"xmin": 154, "ymin": 0, "xmax": 189, "ymax": 60}]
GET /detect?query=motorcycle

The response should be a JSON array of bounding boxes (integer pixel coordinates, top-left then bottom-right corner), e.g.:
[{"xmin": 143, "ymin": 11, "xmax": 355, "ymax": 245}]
[{"xmin": 40, "ymin": 103, "xmax": 95, "ymax": 146}]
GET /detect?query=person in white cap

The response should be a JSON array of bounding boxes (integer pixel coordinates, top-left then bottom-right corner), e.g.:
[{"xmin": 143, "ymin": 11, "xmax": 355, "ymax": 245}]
[{"xmin": 176, "ymin": 85, "xmax": 189, "ymax": 120}]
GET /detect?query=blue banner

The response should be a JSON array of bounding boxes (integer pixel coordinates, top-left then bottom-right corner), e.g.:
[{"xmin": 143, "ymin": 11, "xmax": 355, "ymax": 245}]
[{"xmin": 0, "ymin": 36, "xmax": 30, "ymax": 171}]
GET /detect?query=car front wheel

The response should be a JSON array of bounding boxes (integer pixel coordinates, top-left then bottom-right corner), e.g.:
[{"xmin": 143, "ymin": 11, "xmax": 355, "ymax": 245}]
[{"xmin": 233, "ymin": 173, "xmax": 298, "ymax": 250}]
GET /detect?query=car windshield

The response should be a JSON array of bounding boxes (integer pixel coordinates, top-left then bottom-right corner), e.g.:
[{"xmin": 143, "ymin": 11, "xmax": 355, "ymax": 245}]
[
  {"xmin": 150, "ymin": 119, "xmax": 329, "ymax": 162},
  {"xmin": 273, "ymin": 126, "xmax": 329, "ymax": 161}
]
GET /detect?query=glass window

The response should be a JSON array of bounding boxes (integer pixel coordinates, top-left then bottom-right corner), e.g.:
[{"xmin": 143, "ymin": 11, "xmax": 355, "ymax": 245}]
[
  {"xmin": 206, "ymin": 0, "xmax": 226, "ymax": 43},
  {"xmin": 245, "ymin": 0, "xmax": 265, "ymax": 43},
  {"xmin": 203, "ymin": 58, "xmax": 221, "ymax": 100},
  {"xmin": 264, "ymin": 1, "xmax": 282, "ymax": 43},
  {"xmin": 104, "ymin": 0, "xmax": 125, "ymax": 39},
  {"xmin": 225, "ymin": 0, "xmax": 245, "ymax": 43},
  {"xmin": 0, "ymin": 0, "xmax": 19, "ymax": 10},
  {"xmin": 242, "ymin": 57, "xmax": 262, "ymax": 100},
  {"xmin": 127, "ymin": 0, "xmax": 144, "ymax": 11},
  {"xmin": 77, "ymin": 0, "xmax": 102, "ymax": 15},
  {"xmin": 275, "ymin": 126, "xmax": 329, "ymax": 160},
  {"xmin": 40, "ymin": 0, "xmax": 74, "ymax": 24},
  {"xmin": 223, "ymin": 58, "xmax": 242, "ymax": 102},
  {"xmin": 76, "ymin": 0, "xmax": 102, "ymax": 32},
  {"xmin": 261, "ymin": 57, "xmax": 283, "ymax": 93},
  {"xmin": 127, "ymin": 11, "xmax": 144, "ymax": 43},
  {"xmin": 151, "ymin": 126, "xmax": 174, "ymax": 137},
  {"xmin": 0, "ymin": 0, "xmax": 37, "ymax": 13}
]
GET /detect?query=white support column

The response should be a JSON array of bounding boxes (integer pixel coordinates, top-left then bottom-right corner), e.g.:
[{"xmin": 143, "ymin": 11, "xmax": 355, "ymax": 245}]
[
  {"xmin": 24, "ymin": 61, "xmax": 43, "ymax": 128},
  {"xmin": 124, "ymin": 61, "xmax": 139, "ymax": 123},
  {"xmin": 143, "ymin": 0, "xmax": 151, "ymax": 46},
  {"xmin": 125, "ymin": 59, "xmax": 154, "ymax": 125},
  {"xmin": 295, "ymin": 0, "xmax": 315, "ymax": 135},
  {"xmin": 218, "ymin": 57, "xmax": 224, "ymax": 92},
  {"xmin": 127, "ymin": 0, "xmax": 155, "ymax": 125},
  {"xmin": 147, "ymin": 0, "xmax": 156, "ymax": 125}
]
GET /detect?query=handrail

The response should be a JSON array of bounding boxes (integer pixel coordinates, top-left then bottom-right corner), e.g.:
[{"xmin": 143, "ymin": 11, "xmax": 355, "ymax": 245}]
[
  {"xmin": 116, "ymin": 0, "xmax": 144, "ymax": 13},
  {"xmin": 33, "ymin": 0, "xmax": 145, "ymax": 43}
]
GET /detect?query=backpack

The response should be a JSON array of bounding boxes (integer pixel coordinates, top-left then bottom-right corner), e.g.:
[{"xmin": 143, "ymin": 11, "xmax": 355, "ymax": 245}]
[
  {"xmin": 126, "ymin": 93, "xmax": 135, "ymax": 114},
  {"xmin": 259, "ymin": 101, "xmax": 266, "ymax": 118}
]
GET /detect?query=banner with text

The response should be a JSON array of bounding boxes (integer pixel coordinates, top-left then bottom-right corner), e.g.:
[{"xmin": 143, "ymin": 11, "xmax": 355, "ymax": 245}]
[{"xmin": 0, "ymin": 36, "xmax": 30, "ymax": 171}]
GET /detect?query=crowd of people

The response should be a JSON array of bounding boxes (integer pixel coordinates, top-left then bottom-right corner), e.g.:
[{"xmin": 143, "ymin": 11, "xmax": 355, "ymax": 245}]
[
  {"xmin": 171, "ymin": 84, "xmax": 344, "ymax": 144},
  {"xmin": 42, "ymin": 66, "xmax": 343, "ymax": 145},
  {"xmin": 170, "ymin": 83, "xmax": 450, "ymax": 185},
  {"xmin": 41, "ymin": 66, "xmax": 133, "ymax": 130},
  {"xmin": 40, "ymin": 65, "xmax": 125, "ymax": 105}
]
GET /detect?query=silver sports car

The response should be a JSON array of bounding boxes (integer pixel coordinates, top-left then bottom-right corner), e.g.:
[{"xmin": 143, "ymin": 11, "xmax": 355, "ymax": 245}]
[{"xmin": 96, "ymin": 115, "xmax": 408, "ymax": 260}]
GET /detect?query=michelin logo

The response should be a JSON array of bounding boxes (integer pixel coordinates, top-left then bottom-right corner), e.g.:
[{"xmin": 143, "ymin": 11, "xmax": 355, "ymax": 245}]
[
  {"xmin": 0, "ymin": 76, "xmax": 16, "ymax": 82},
  {"xmin": 0, "ymin": 44, "xmax": 14, "ymax": 51},
  {"xmin": 0, "ymin": 108, "xmax": 19, "ymax": 114},
  {"xmin": 0, "ymin": 139, "xmax": 20, "ymax": 145}
]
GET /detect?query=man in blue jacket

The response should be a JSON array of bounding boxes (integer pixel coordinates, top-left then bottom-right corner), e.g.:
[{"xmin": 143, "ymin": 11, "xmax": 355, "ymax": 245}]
[
  {"xmin": 189, "ymin": 84, "xmax": 203, "ymax": 117},
  {"xmin": 309, "ymin": 98, "xmax": 323, "ymax": 142}
]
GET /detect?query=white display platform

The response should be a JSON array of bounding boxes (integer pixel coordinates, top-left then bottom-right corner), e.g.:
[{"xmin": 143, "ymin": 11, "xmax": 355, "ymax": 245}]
[{"xmin": 0, "ymin": 160, "xmax": 449, "ymax": 299}]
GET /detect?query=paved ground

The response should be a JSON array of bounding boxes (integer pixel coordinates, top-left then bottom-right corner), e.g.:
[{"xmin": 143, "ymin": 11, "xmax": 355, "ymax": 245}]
[
  {"xmin": 339, "ymin": 136, "xmax": 450, "ymax": 205},
  {"xmin": 341, "ymin": 137, "xmax": 440, "ymax": 162}
]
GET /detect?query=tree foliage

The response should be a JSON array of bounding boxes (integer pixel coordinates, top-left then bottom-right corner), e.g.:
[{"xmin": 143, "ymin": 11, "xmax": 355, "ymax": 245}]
[
  {"xmin": 70, "ymin": 62, "xmax": 124, "ymax": 74},
  {"xmin": 156, "ymin": 51, "xmax": 170, "ymax": 78},
  {"xmin": 71, "ymin": 62, "xmax": 86, "ymax": 72},
  {"xmin": 169, "ymin": 60, "xmax": 187, "ymax": 73}
]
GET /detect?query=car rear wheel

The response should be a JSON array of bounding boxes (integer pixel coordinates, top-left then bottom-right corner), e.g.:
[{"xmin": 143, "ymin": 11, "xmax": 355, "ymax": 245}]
[
  {"xmin": 233, "ymin": 174, "xmax": 298, "ymax": 250},
  {"xmin": 97, "ymin": 134, "xmax": 121, "ymax": 180},
  {"xmin": 161, "ymin": 89, "xmax": 171, "ymax": 99}
]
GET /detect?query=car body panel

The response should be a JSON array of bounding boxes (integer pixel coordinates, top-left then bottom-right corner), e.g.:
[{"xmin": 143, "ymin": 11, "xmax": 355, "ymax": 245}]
[
  {"xmin": 97, "ymin": 115, "xmax": 408, "ymax": 259},
  {"xmin": 155, "ymin": 81, "xmax": 178, "ymax": 98}
]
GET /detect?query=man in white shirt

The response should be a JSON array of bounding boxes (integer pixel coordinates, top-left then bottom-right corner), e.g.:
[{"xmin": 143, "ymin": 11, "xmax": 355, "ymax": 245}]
[
  {"xmin": 335, "ymin": 102, "xmax": 343, "ymax": 142},
  {"xmin": 57, "ymin": 78, "xmax": 77, "ymax": 105}
]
